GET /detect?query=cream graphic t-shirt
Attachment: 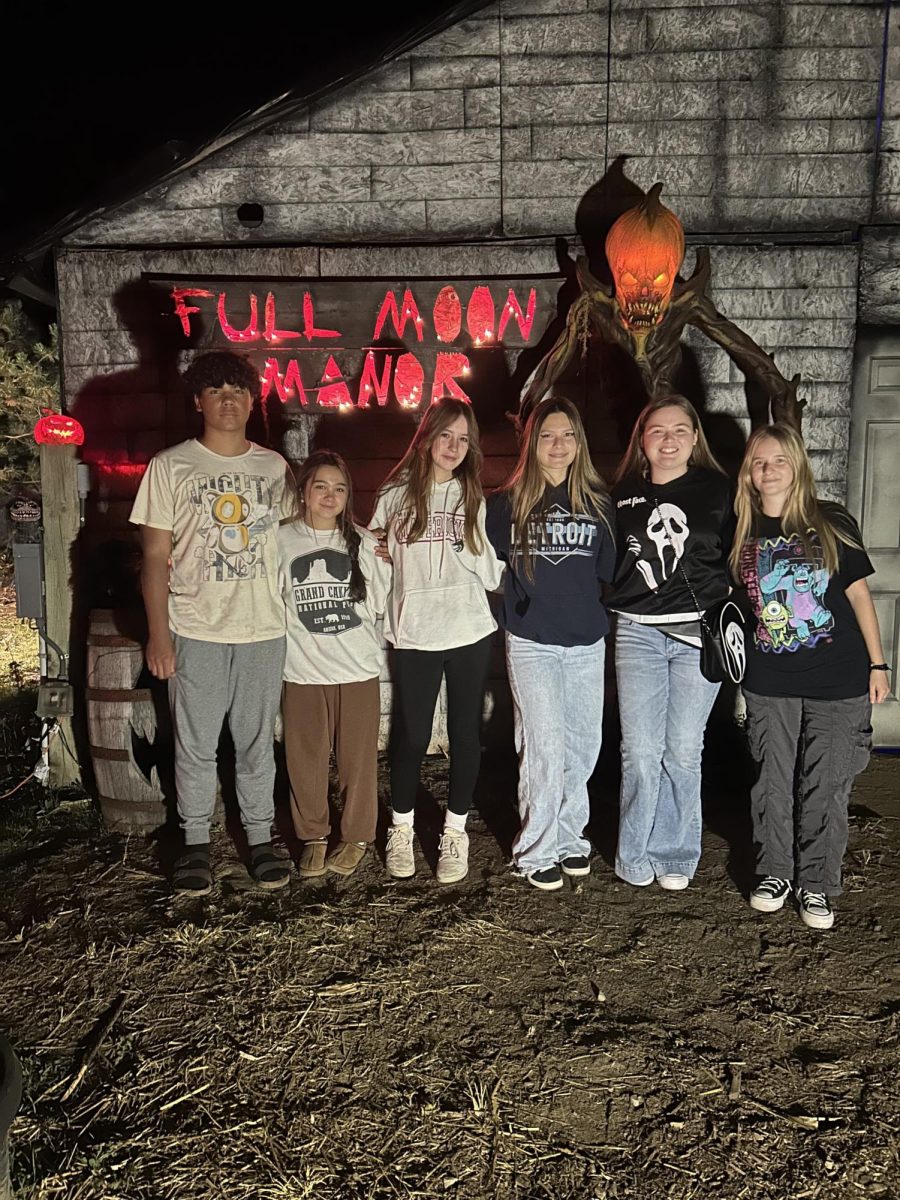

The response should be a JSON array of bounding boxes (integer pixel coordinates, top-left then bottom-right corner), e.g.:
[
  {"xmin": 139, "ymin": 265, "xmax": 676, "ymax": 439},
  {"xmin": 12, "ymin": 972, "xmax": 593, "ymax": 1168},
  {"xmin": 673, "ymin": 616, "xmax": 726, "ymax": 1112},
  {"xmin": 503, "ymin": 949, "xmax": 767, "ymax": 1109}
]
[
  {"xmin": 278, "ymin": 522, "xmax": 391, "ymax": 685},
  {"xmin": 130, "ymin": 439, "xmax": 290, "ymax": 643}
]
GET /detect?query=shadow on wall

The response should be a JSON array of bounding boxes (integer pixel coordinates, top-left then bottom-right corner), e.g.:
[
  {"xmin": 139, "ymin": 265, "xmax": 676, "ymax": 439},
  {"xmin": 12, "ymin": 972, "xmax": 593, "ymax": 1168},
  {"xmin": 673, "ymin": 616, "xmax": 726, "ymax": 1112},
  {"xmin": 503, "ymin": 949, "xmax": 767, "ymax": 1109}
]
[{"xmin": 68, "ymin": 278, "xmax": 201, "ymax": 803}]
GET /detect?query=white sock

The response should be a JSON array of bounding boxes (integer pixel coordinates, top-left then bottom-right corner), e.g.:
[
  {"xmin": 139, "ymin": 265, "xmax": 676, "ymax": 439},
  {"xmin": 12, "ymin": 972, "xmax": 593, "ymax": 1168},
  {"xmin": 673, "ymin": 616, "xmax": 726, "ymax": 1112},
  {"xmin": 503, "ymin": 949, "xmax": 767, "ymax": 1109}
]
[
  {"xmin": 444, "ymin": 810, "xmax": 467, "ymax": 833},
  {"xmin": 391, "ymin": 809, "xmax": 413, "ymax": 827}
]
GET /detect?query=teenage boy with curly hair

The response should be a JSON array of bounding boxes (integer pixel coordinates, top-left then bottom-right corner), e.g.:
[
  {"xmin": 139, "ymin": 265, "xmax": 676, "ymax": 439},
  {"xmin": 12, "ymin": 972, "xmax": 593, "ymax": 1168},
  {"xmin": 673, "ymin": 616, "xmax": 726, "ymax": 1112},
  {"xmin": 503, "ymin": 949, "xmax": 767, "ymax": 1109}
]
[{"xmin": 131, "ymin": 350, "xmax": 291, "ymax": 894}]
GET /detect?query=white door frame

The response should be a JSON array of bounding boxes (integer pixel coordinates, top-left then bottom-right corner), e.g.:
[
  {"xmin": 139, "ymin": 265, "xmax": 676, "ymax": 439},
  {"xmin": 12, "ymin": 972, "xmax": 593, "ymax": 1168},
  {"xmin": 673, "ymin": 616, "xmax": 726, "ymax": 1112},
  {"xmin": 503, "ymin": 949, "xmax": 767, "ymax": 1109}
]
[{"xmin": 846, "ymin": 328, "xmax": 900, "ymax": 747}]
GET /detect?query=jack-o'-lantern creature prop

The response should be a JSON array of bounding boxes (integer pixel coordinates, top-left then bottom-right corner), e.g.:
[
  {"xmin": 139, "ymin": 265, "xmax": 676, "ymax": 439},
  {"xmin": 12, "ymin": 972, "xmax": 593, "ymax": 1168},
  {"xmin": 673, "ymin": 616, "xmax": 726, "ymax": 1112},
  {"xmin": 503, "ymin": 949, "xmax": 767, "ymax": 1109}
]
[
  {"xmin": 605, "ymin": 186, "xmax": 684, "ymax": 335},
  {"xmin": 520, "ymin": 173, "xmax": 805, "ymax": 431},
  {"xmin": 33, "ymin": 409, "xmax": 85, "ymax": 445}
]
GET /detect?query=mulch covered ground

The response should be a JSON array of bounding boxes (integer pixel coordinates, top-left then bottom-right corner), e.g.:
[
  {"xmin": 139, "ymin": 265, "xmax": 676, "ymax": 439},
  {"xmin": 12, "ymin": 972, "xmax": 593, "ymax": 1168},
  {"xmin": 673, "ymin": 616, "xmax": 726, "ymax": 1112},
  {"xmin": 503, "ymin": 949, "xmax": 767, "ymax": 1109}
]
[{"xmin": 0, "ymin": 744, "xmax": 898, "ymax": 1200}]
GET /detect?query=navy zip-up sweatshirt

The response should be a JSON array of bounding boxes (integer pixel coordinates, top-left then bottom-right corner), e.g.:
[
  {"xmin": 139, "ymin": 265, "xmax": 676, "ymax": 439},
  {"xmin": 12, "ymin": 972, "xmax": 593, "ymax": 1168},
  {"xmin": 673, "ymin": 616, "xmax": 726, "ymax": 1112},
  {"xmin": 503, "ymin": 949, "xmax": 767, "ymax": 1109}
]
[{"xmin": 486, "ymin": 484, "xmax": 616, "ymax": 647}]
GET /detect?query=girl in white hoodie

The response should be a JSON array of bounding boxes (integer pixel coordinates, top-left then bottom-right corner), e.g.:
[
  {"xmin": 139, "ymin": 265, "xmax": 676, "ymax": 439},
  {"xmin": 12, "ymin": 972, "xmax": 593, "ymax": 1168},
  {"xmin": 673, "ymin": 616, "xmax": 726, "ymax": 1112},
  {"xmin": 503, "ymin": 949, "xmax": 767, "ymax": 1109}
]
[{"xmin": 371, "ymin": 398, "xmax": 503, "ymax": 884}]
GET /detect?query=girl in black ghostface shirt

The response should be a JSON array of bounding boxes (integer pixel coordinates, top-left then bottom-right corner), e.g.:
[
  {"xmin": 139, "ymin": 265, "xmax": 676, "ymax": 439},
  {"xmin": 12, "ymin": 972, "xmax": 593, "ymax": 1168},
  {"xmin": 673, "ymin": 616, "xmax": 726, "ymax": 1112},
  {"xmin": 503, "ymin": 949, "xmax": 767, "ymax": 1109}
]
[
  {"xmin": 608, "ymin": 395, "xmax": 733, "ymax": 892},
  {"xmin": 732, "ymin": 424, "xmax": 888, "ymax": 931}
]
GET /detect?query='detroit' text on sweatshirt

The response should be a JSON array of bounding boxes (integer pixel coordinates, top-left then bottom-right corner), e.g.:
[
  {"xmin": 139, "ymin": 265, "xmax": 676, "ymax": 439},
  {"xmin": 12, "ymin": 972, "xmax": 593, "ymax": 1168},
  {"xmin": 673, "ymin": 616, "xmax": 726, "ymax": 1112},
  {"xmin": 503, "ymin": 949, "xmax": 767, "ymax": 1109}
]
[{"xmin": 486, "ymin": 483, "xmax": 616, "ymax": 647}]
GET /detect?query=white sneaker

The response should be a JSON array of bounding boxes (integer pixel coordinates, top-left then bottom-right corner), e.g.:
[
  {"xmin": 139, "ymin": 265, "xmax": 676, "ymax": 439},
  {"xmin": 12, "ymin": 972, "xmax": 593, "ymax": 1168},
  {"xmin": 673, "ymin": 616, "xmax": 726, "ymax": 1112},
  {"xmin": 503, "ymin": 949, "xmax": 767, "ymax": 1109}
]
[
  {"xmin": 657, "ymin": 873, "xmax": 690, "ymax": 891},
  {"xmin": 385, "ymin": 824, "xmax": 415, "ymax": 879},
  {"xmin": 750, "ymin": 876, "xmax": 791, "ymax": 912},
  {"xmin": 436, "ymin": 830, "xmax": 469, "ymax": 884},
  {"xmin": 797, "ymin": 888, "xmax": 834, "ymax": 930}
]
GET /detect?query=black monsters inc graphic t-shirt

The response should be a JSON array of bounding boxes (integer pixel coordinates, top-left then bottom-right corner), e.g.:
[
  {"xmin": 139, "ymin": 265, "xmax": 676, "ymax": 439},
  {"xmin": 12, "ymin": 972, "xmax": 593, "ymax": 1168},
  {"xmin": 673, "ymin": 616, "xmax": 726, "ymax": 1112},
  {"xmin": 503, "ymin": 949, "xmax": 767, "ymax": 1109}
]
[
  {"xmin": 609, "ymin": 467, "xmax": 735, "ymax": 624},
  {"xmin": 737, "ymin": 507, "xmax": 874, "ymax": 700},
  {"xmin": 486, "ymin": 483, "xmax": 616, "ymax": 646}
]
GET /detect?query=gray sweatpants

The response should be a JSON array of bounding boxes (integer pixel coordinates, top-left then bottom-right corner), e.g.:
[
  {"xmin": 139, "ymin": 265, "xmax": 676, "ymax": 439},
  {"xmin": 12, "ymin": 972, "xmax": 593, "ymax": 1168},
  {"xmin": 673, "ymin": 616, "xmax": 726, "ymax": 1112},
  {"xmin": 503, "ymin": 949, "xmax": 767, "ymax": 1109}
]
[
  {"xmin": 744, "ymin": 690, "xmax": 872, "ymax": 896},
  {"xmin": 170, "ymin": 634, "xmax": 286, "ymax": 847}
]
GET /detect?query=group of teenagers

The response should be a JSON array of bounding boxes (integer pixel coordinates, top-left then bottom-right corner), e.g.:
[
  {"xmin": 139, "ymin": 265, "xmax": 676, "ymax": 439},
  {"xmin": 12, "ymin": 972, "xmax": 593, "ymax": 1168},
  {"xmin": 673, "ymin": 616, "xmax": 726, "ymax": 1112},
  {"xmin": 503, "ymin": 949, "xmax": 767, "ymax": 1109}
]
[{"xmin": 131, "ymin": 350, "xmax": 890, "ymax": 932}]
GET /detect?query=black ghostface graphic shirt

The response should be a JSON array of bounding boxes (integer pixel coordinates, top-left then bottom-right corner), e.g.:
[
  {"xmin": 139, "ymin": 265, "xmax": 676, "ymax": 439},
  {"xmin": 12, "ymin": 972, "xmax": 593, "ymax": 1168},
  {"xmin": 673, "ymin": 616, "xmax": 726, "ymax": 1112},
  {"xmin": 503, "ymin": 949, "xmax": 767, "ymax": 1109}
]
[
  {"xmin": 608, "ymin": 467, "xmax": 734, "ymax": 624},
  {"xmin": 486, "ymin": 483, "xmax": 616, "ymax": 647}
]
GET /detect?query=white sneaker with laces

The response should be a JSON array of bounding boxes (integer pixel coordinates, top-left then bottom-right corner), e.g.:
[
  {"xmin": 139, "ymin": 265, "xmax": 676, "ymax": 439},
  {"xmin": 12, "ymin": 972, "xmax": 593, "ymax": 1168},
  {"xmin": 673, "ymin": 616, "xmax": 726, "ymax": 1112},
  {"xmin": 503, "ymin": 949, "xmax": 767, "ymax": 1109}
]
[
  {"xmin": 797, "ymin": 888, "xmax": 834, "ymax": 930},
  {"xmin": 750, "ymin": 876, "xmax": 791, "ymax": 912},
  {"xmin": 436, "ymin": 830, "xmax": 469, "ymax": 884},
  {"xmin": 385, "ymin": 824, "xmax": 416, "ymax": 879}
]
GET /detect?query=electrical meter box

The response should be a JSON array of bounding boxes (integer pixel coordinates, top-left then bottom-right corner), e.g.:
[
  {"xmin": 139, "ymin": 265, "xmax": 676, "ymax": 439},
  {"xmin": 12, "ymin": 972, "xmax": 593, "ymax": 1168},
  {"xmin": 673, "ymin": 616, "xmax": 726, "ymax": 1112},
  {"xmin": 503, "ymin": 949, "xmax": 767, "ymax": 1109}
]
[
  {"xmin": 12, "ymin": 543, "xmax": 44, "ymax": 620},
  {"xmin": 9, "ymin": 494, "xmax": 44, "ymax": 621}
]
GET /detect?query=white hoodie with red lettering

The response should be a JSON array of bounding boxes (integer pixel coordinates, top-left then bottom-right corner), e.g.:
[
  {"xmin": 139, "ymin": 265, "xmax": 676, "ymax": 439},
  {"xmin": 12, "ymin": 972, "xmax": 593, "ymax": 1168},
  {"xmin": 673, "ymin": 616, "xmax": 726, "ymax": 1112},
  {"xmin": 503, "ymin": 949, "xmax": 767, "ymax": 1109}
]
[{"xmin": 370, "ymin": 478, "xmax": 503, "ymax": 651}]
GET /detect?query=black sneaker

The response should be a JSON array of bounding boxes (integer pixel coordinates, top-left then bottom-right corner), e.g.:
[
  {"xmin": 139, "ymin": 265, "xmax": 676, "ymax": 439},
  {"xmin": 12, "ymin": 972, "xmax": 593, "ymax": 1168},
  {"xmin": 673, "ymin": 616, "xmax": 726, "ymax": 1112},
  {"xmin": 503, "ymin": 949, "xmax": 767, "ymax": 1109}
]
[
  {"xmin": 560, "ymin": 855, "xmax": 591, "ymax": 877},
  {"xmin": 749, "ymin": 876, "xmax": 791, "ymax": 912},
  {"xmin": 527, "ymin": 866, "xmax": 564, "ymax": 891},
  {"xmin": 797, "ymin": 888, "xmax": 834, "ymax": 930}
]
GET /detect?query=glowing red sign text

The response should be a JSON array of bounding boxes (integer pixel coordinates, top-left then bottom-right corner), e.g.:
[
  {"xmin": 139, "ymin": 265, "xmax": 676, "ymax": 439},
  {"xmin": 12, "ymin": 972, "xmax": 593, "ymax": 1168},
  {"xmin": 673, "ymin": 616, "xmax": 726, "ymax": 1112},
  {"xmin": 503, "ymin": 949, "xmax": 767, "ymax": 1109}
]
[{"xmin": 169, "ymin": 283, "xmax": 540, "ymax": 411}]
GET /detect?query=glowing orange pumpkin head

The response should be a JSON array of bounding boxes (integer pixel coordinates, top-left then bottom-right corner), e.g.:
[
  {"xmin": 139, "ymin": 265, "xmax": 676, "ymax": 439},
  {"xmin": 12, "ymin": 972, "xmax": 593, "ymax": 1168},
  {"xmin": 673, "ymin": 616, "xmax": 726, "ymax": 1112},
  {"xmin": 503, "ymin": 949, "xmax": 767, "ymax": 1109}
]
[
  {"xmin": 605, "ymin": 184, "xmax": 685, "ymax": 335},
  {"xmin": 34, "ymin": 410, "xmax": 85, "ymax": 446}
]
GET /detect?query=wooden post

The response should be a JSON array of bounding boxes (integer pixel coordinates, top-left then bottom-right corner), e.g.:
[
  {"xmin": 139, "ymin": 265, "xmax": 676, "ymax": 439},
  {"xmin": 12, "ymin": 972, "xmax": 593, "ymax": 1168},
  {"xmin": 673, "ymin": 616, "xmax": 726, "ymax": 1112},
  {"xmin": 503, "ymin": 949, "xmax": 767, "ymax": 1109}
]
[{"xmin": 40, "ymin": 443, "xmax": 82, "ymax": 786}]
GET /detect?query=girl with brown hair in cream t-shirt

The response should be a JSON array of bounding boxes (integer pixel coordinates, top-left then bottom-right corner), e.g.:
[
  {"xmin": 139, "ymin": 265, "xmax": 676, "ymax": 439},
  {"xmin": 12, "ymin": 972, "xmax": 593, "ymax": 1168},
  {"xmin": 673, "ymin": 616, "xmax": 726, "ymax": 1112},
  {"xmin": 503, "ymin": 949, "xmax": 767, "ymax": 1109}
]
[{"xmin": 278, "ymin": 450, "xmax": 392, "ymax": 880}]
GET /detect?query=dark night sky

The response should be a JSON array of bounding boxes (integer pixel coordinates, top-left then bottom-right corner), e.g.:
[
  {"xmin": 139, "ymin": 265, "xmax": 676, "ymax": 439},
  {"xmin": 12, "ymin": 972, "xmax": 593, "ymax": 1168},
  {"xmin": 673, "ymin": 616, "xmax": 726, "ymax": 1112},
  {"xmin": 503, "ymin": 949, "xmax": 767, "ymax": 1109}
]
[{"xmin": 0, "ymin": 7, "xmax": 489, "ymax": 277}]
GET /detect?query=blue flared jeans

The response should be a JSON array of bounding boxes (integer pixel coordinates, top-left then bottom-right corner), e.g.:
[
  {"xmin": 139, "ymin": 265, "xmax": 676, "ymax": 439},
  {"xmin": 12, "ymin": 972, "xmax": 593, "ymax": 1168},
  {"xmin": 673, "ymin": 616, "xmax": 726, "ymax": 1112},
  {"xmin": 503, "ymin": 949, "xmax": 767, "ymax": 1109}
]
[
  {"xmin": 614, "ymin": 618, "xmax": 720, "ymax": 883},
  {"xmin": 506, "ymin": 633, "xmax": 606, "ymax": 875}
]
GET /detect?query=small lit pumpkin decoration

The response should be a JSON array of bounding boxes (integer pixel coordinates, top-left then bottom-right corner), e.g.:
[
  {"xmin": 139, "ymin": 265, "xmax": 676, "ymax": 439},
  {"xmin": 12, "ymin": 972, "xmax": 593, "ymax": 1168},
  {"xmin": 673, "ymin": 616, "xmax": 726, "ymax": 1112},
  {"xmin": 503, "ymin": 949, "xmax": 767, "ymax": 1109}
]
[
  {"xmin": 605, "ymin": 183, "xmax": 685, "ymax": 335},
  {"xmin": 34, "ymin": 409, "xmax": 85, "ymax": 446}
]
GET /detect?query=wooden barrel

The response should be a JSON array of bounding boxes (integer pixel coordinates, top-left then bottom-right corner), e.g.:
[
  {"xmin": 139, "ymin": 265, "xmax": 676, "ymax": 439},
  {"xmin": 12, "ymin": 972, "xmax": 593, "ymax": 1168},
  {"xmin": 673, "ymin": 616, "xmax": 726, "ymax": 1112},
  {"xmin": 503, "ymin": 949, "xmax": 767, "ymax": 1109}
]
[
  {"xmin": 86, "ymin": 607, "xmax": 147, "ymax": 690},
  {"xmin": 86, "ymin": 608, "xmax": 168, "ymax": 833}
]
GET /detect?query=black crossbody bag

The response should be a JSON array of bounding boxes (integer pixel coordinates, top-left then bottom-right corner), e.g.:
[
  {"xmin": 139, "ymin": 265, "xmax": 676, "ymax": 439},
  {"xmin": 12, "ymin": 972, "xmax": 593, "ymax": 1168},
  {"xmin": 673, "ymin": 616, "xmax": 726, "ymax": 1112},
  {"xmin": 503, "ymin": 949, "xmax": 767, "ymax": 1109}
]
[{"xmin": 648, "ymin": 494, "xmax": 746, "ymax": 685}]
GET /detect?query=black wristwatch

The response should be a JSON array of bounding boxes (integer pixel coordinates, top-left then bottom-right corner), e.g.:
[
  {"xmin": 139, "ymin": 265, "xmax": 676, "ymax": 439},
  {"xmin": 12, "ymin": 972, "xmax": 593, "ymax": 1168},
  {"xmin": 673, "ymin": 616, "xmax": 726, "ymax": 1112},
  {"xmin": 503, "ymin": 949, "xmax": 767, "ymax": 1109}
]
[{"xmin": 869, "ymin": 663, "xmax": 890, "ymax": 671}]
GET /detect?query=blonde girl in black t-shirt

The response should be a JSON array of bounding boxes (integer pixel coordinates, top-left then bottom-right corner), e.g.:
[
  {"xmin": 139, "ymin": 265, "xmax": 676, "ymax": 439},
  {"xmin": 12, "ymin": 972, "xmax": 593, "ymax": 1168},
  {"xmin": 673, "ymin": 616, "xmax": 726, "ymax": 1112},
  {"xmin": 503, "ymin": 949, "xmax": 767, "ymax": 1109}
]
[{"xmin": 732, "ymin": 424, "xmax": 889, "ymax": 930}]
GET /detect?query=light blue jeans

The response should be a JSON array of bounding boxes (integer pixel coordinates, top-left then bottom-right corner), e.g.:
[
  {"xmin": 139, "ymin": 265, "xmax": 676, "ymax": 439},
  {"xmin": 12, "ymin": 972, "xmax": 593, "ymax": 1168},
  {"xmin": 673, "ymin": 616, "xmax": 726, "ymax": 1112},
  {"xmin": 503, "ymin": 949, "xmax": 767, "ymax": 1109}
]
[
  {"xmin": 614, "ymin": 618, "xmax": 720, "ymax": 883},
  {"xmin": 506, "ymin": 633, "xmax": 606, "ymax": 874}
]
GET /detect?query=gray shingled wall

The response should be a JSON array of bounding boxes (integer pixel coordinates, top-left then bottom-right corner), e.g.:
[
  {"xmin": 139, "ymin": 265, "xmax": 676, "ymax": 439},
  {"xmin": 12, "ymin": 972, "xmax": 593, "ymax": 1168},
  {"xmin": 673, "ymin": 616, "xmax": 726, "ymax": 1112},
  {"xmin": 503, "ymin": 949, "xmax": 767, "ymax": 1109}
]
[
  {"xmin": 56, "ymin": 235, "xmax": 858, "ymax": 753},
  {"xmin": 56, "ymin": 1, "xmax": 899, "ymax": 753},
  {"xmin": 69, "ymin": 1, "xmax": 891, "ymax": 245},
  {"xmin": 61, "ymin": 0, "xmax": 896, "ymax": 500},
  {"xmin": 874, "ymin": 0, "xmax": 900, "ymax": 222},
  {"xmin": 860, "ymin": 230, "xmax": 900, "ymax": 321}
]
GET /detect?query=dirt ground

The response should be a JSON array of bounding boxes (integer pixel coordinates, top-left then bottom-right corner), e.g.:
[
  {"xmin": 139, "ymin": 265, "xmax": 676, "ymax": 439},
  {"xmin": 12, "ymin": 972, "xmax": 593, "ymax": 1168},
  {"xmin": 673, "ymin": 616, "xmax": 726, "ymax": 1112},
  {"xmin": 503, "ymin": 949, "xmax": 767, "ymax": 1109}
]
[{"xmin": 1, "ymin": 728, "xmax": 899, "ymax": 1200}]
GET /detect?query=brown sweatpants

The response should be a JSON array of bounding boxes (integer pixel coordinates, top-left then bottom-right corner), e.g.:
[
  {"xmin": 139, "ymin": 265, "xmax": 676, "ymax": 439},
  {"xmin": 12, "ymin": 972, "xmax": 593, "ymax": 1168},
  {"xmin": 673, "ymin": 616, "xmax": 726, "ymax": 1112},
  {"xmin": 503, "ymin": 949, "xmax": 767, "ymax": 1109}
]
[{"xmin": 282, "ymin": 677, "xmax": 380, "ymax": 843}]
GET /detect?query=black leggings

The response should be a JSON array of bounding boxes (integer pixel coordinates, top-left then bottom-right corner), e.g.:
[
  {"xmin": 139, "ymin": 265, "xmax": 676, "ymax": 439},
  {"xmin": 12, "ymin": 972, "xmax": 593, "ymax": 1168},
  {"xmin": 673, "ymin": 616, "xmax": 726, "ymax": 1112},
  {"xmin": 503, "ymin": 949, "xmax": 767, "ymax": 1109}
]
[{"xmin": 390, "ymin": 634, "xmax": 493, "ymax": 816}]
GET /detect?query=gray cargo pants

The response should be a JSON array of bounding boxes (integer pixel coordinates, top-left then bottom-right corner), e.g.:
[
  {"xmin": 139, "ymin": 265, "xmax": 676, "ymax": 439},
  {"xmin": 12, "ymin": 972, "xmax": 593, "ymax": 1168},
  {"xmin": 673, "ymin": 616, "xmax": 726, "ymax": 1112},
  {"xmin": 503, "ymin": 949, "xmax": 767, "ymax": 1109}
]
[
  {"xmin": 170, "ymin": 634, "xmax": 286, "ymax": 846},
  {"xmin": 744, "ymin": 690, "xmax": 872, "ymax": 896}
]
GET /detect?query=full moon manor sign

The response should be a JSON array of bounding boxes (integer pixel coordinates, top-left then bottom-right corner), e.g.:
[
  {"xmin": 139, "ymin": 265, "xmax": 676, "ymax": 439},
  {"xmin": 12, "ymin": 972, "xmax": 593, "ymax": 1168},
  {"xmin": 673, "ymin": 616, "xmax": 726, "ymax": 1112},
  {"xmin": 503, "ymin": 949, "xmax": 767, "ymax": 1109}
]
[{"xmin": 158, "ymin": 277, "xmax": 559, "ymax": 413}]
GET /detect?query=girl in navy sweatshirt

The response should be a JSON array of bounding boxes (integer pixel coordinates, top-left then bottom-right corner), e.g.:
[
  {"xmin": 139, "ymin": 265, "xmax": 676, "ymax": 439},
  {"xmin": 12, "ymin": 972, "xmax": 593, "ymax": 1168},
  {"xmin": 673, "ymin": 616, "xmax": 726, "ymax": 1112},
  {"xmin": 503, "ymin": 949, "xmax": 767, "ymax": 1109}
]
[{"xmin": 486, "ymin": 398, "xmax": 616, "ymax": 891}]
